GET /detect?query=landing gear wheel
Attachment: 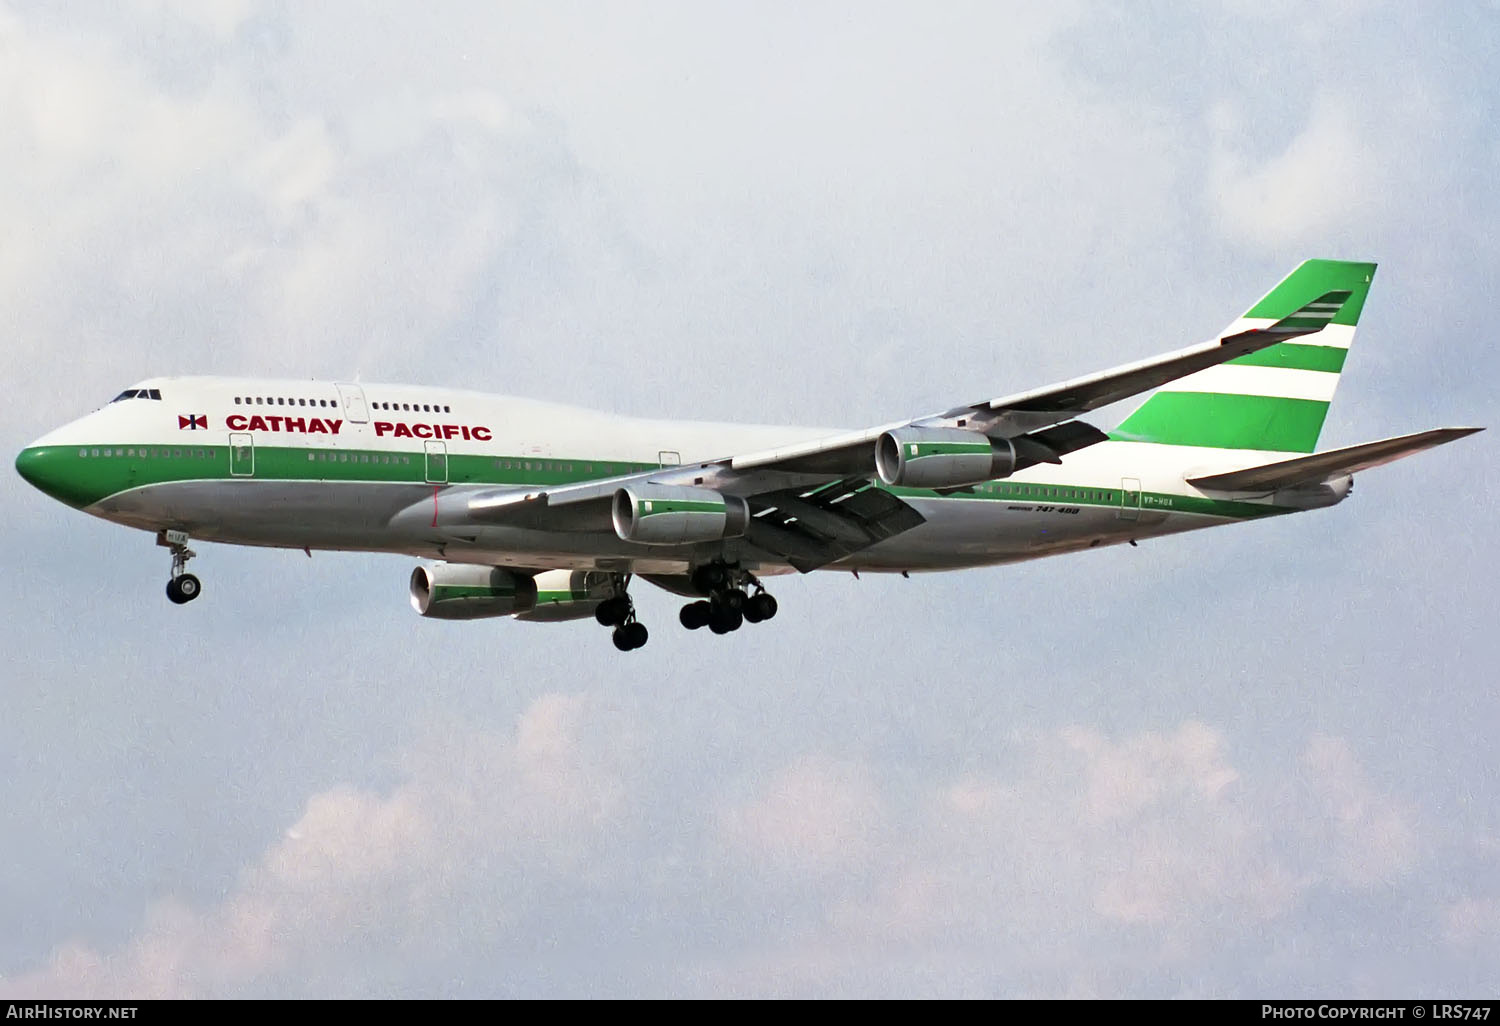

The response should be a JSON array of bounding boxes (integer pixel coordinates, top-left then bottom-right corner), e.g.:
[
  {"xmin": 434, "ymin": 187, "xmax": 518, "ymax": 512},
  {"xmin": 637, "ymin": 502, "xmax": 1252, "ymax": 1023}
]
[
  {"xmin": 691, "ymin": 564, "xmax": 729, "ymax": 594},
  {"xmin": 679, "ymin": 601, "xmax": 711, "ymax": 630},
  {"xmin": 158, "ymin": 531, "xmax": 200, "ymax": 606},
  {"xmin": 595, "ymin": 596, "xmax": 630, "ymax": 627},
  {"xmin": 709, "ymin": 607, "xmax": 743, "ymax": 634},
  {"xmin": 745, "ymin": 592, "xmax": 777, "ymax": 623},
  {"xmin": 719, "ymin": 588, "xmax": 747, "ymax": 612},
  {"xmin": 613, "ymin": 621, "xmax": 649, "ymax": 651},
  {"xmin": 166, "ymin": 573, "xmax": 201, "ymax": 605}
]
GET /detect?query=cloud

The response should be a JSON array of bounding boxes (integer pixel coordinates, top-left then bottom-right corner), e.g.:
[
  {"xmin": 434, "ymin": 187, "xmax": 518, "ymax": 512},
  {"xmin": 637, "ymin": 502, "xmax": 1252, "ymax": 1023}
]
[
  {"xmin": 1442, "ymin": 897, "xmax": 1500, "ymax": 949},
  {"xmin": 1299, "ymin": 734, "xmax": 1418, "ymax": 887},
  {"xmin": 711, "ymin": 724, "xmax": 1426, "ymax": 997},
  {"xmin": 1209, "ymin": 94, "xmax": 1381, "ymax": 249},
  {"xmin": 1, "ymin": 693, "xmax": 634, "ymax": 998},
  {"xmin": 2, "ymin": 717, "xmax": 1436, "ymax": 998},
  {"xmin": 720, "ymin": 756, "xmax": 882, "ymax": 876}
]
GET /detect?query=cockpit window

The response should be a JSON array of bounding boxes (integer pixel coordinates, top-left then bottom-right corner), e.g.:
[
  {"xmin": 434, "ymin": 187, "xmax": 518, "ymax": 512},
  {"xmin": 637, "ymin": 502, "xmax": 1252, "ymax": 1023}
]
[{"xmin": 108, "ymin": 388, "xmax": 163, "ymax": 403}]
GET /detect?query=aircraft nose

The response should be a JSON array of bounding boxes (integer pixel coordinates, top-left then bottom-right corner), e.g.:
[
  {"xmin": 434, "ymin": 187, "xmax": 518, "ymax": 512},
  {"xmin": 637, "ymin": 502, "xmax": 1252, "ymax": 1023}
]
[{"xmin": 16, "ymin": 445, "xmax": 88, "ymax": 508}]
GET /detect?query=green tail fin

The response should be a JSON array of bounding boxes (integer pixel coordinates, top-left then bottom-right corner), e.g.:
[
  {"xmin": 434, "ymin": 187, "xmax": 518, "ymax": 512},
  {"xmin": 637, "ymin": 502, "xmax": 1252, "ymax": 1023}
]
[{"xmin": 1111, "ymin": 259, "xmax": 1377, "ymax": 453}]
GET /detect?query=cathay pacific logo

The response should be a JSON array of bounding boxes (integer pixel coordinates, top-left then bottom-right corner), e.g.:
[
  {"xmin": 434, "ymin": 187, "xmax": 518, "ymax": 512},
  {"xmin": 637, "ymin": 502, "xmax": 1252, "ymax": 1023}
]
[{"xmin": 178, "ymin": 414, "xmax": 208, "ymax": 430}]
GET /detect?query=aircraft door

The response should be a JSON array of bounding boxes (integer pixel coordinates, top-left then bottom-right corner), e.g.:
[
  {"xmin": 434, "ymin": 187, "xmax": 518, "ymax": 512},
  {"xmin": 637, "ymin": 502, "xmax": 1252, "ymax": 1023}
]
[
  {"xmin": 335, "ymin": 383, "xmax": 369, "ymax": 424},
  {"xmin": 1119, "ymin": 477, "xmax": 1142, "ymax": 520},
  {"xmin": 424, "ymin": 440, "xmax": 448, "ymax": 484},
  {"xmin": 229, "ymin": 433, "xmax": 254, "ymax": 477},
  {"xmin": 658, "ymin": 450, "xmax": 681, "ymax": 468}
]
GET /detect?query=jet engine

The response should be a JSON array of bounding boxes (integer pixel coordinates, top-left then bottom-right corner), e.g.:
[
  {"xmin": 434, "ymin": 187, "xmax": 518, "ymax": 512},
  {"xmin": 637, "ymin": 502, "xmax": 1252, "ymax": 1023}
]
[
  {"xmin": 875, "ymin": 426, "xmax": 1017, "ymax": 489},
  {"xmin": 612, "ymin": 484, "xmax": 749, "ymax": 545},
  {"xmin": 409, "ymin": 563, "xmax": 537, "ymax": 619},
  {"xmin": 513, "ymin": 569, "xmax": 623, "ymax": 622}
]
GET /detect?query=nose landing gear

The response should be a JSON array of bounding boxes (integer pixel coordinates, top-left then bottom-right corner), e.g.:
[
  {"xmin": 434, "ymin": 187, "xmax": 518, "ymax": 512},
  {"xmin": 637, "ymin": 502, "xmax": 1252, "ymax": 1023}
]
[{"xmin": 158, "ymin": 529, "xmax": 202, "ymax": 605}]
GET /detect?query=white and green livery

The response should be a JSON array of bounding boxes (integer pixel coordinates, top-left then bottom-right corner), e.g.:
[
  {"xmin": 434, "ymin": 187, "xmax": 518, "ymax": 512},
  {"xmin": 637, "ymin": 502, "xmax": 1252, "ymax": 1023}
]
[{"xmin": 16, "ymin": 259, "xmax": 1480, "ymax": 651}]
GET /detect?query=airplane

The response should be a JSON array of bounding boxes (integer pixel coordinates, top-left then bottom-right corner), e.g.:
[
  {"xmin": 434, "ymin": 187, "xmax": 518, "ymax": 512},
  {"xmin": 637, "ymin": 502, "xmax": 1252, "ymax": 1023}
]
[{"xmin": 15, "ymin": 259, "xmax": 1481, "ymax": 651}]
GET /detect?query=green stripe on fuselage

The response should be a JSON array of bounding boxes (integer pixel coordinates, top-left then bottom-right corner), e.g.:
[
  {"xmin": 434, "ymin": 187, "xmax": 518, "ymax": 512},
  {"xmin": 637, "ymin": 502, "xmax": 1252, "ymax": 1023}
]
[
  {"xmin": 16, "ymin": 442, "xmax": 1291, "ymax": 529},
  {"xmin": 16, "ymin": 443, "xmax": 655, "ymax": 510}
]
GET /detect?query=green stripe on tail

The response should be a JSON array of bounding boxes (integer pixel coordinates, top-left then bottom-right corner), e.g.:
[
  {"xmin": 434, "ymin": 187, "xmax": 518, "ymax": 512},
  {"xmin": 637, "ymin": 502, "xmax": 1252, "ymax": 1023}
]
[{"xmin": 1112, "ymin": 259, "xmax": 1376, "ymax": 452}]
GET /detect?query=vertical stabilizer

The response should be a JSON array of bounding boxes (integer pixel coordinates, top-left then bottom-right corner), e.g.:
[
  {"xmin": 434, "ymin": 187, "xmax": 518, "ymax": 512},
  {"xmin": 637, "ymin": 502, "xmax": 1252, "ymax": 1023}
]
[{"xmin": 1112, "ymin": 259, "xmax": 1376, "ymax": 453}]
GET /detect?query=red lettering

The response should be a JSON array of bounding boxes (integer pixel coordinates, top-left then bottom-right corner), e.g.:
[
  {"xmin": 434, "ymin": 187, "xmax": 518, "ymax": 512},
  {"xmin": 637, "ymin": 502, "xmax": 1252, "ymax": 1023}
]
[
  {"xmin": 226, "ymin": 414, "xmax": 247, "ymax": 430},
  {"xmin": 471, "ymin": 426, "xmax": 492, "ymax": 442},
  {"xmin": 307, "ymin": 419, "xmax": 328, "ymax": 434},
  {"xmin": 460, "ymin": 425, "xmax": 471, "ymax": 441},
  {"xmin": 285, "ymin": 417, "xmax": 306, "ymax": 432},
  {"xmin": 393, "ymin": 423, "xmax": 413, "ymax": 438},
  {"xmin": 247, "ymin": 415, "xmax": 269, "ymax": 431},
  {"xmin": 442, "ymin": 424, "xmax": 460, "ymax": 440},
  {"xmin": 375, "ymin": 422, "xmax": 393, "ymax": 437},
  {"xmin": 413, "ymin": 424, "xmax": 433, "ymax": 439},
  {"xmin": 327, "ymin": 419, "xmax": 343, "ymax": 435},
  {"xmin": 266, "ymin": 415, "xmax": 283, "ymax": 431}
]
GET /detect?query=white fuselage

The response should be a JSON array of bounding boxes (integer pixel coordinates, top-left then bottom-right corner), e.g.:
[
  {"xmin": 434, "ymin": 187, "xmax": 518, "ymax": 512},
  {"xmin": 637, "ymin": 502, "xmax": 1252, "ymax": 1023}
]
[{"xmin": 19, "ymin": 376, "xmax": 1316, "ymax": 578}]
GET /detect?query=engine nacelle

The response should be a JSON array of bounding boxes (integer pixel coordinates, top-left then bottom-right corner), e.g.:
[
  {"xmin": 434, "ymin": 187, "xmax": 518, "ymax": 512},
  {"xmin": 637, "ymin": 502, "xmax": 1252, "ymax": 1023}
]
[
  {"xmin": 409, "ymin": 563, "xmax": 537, "ymax": 620},
  {"xmin": 513, "ymin": 569, "xmax": 622, "ymax": 622},
  {"xmin": 612, "ymin": 484, "xmax": 749, "ymax": 545},
  {"xmin": 876, "ymin": 426, "xmax": 1017, "ymax": 489}
]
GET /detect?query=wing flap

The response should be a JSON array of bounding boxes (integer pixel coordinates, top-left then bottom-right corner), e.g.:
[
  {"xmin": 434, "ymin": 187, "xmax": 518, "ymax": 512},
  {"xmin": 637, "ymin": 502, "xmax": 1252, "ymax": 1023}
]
[
  {"xmin": 746, "ymin": 478, "xmax": 926, "ymax": 573},
  {"xmin": 1188, "ymin": 427, "xmax": 1483, "ymax": 492}
]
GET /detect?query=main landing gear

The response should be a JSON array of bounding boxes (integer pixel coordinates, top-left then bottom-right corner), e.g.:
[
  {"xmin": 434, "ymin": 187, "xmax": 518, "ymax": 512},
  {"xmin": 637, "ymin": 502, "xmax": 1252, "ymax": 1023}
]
[
  {"xmin": 157, "ymin": 529, "xmax": 202, "ymax": 605},
  {"xmin": 594, "ymin": 576, "xmax": 649, "ymax": 652},
  {"xmin": 678, "ymin": 563, "xmax": 778, "ymax": 636}
]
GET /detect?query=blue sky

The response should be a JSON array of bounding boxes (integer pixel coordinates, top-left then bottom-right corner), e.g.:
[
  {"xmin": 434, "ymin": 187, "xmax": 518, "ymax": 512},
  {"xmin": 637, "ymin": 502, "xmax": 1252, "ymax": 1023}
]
[{"xmin": 1, "ymin": 0, "xmax": 1496, "ymax": 997}]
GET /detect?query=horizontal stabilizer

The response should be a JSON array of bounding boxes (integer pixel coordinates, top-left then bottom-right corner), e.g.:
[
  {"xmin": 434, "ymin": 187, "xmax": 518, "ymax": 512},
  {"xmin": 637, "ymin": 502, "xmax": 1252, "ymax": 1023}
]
[{"xmin": 1188, "ymin": 427, "xmax": 1483, "ymax": 492}]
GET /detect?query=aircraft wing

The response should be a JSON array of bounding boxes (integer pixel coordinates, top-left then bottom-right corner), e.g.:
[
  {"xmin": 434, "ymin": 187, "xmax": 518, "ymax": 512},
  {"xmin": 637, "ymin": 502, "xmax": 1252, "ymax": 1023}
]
[
  {"xmin": 725, "ymin": 288, "xmax": 1350, "ymax": 475},
  {"xmin": 445, "ymin": 293, "xmax": 1347, "ymax": 570}
]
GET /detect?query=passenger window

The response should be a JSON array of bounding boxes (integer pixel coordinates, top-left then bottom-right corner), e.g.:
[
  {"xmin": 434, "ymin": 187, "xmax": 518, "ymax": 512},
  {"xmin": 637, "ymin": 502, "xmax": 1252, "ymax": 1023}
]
[{"xmin": 234, "ymin": 397, "xmax": 241, "ymax": 405}]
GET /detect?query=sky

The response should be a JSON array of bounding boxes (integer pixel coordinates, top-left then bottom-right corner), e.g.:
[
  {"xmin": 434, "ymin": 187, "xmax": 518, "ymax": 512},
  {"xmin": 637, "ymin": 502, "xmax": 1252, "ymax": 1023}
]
[{"xmin": 1, "ymin": 0, "xmax": 1497, "ymax": 999}]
